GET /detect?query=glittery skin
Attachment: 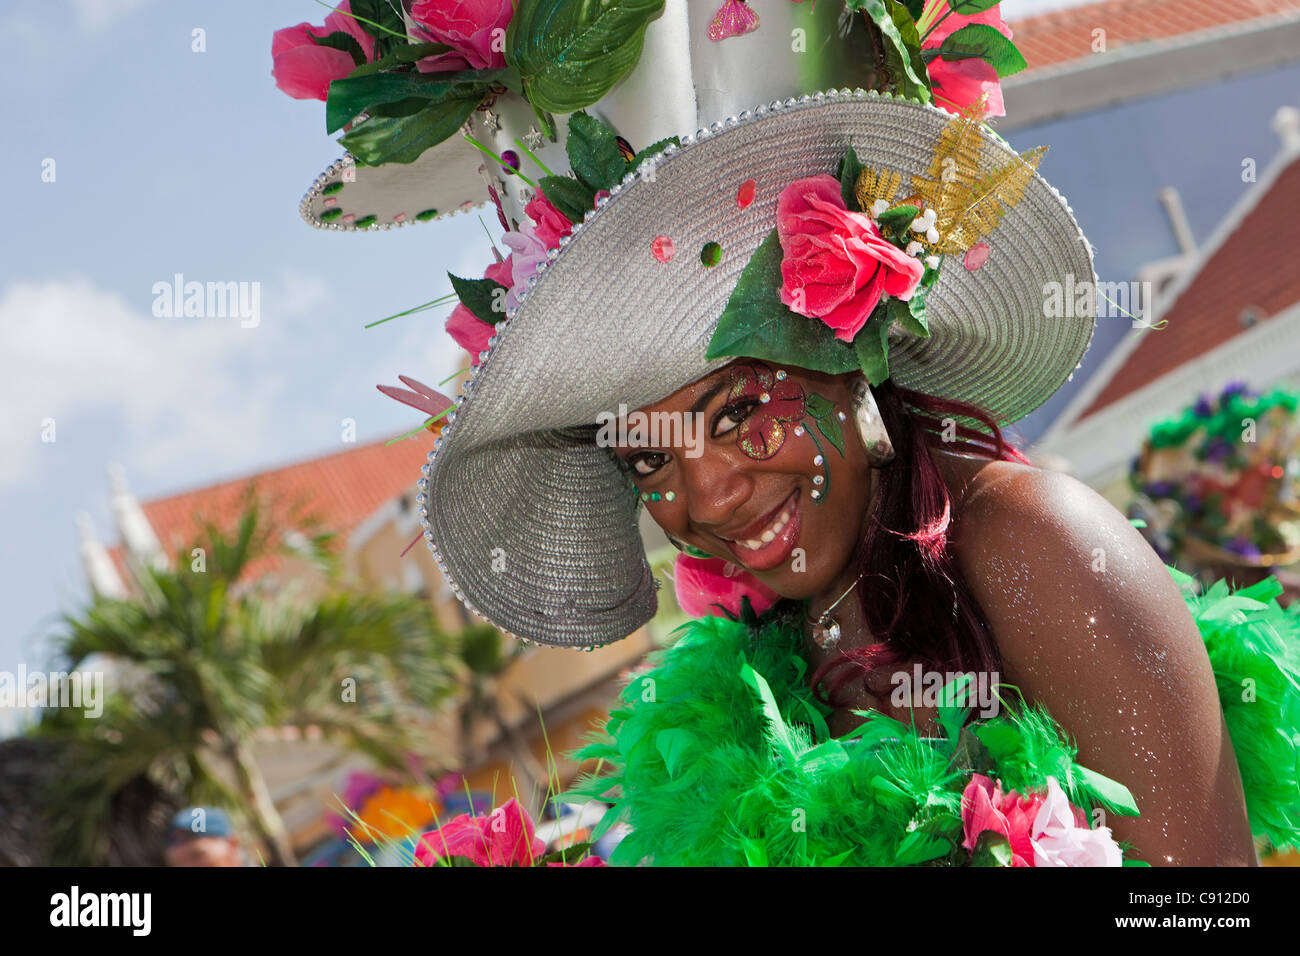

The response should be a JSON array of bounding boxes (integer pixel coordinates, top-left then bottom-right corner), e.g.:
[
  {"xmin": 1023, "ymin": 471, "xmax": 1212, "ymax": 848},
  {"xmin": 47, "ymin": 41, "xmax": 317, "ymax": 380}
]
[{"xmin": 946, "ymin": 460, "xmax": 1260, "ymax": 866}]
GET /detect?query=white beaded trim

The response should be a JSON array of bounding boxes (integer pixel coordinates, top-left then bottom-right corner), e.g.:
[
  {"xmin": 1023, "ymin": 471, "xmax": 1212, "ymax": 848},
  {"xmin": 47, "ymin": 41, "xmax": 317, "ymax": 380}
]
[{"xmin": 298, "ymin": 151, "xmax": 486, "ymax": 232}]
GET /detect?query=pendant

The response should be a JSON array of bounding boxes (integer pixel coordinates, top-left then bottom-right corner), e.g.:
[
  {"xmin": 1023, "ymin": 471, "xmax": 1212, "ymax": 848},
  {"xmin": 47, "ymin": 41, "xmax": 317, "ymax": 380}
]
[{"xmin": 812, "ymin": 615, "xmax": 842, "ymax": 649}]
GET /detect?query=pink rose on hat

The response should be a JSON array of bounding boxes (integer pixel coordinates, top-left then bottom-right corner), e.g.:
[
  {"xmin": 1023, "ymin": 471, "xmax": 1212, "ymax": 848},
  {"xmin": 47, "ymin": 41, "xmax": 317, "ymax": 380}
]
[
  {"xmin": 776, "ymin": 175, "xmax": 925, "ymax": 343},
  {"xmin": 271, "ymin": 0, "xmax": 376, "ymax": 102},
  {"xmin": 410, "ymin": 0, "xmax": 515, "ymax": 72}
]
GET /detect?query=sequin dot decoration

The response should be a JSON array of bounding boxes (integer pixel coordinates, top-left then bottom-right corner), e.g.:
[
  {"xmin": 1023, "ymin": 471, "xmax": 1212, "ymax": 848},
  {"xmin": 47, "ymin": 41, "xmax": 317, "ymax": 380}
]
[
  {"xmin": 700, "ymin": 241, "xmax": 722, "ymax": 267},
  {"xmin": 652, "ymin": 235, "xmax": 676, "ymax": 263},
  {"xmin": 500, "ymin": 150, "xmax": 521, "ymax": 175},
  {"xmin": 964, "ymin": 242, "xmax": 991, "ymax": 271},
  {"xmin": 737, "ymin": 179, "xmax": 757, "ymax": 209}
]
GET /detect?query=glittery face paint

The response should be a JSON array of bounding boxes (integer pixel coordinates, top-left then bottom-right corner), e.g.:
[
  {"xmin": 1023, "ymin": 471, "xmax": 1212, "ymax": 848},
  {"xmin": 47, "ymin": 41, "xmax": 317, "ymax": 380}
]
[{"xmin": 725, "ymin": 361, "xmax": 846, "ymax": 500}]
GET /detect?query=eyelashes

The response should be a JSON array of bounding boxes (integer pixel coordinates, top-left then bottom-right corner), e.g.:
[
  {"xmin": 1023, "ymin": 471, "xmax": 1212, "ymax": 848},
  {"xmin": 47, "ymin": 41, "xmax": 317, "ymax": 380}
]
[{"xmin": 624, "ymin": 400, "xmax": 759, "ymax": 478}]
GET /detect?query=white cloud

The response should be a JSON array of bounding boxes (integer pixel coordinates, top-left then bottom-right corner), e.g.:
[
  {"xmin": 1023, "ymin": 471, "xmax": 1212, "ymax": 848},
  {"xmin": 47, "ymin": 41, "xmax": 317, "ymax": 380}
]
[
  {"xmin": 70, "ymin": 0, "xmax": 155, "ymax": 31},
  {"xmin": 0, "ymin": 271, "xmax": 330, "ymax": 490}
]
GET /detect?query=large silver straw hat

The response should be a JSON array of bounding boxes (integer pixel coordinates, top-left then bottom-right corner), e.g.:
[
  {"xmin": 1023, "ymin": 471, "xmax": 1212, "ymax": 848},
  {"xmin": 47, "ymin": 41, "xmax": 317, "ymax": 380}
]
[{"xmin": 411, "ymin": 4, "xmax": 1096, "ymax": 649}]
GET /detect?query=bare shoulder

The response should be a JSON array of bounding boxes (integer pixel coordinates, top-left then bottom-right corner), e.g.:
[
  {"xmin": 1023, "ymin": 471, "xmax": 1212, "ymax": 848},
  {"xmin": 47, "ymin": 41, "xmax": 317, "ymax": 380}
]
[{"xmin": 942, "ymin": 456, "xmax": 1256, "ymax": 864}]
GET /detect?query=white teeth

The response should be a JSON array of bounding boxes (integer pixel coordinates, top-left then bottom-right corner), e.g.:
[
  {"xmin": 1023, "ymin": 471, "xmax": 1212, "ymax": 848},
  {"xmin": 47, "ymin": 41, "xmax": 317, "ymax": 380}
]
[{"xmin": 736, "ymin": 500, "xmax": 795, "ymax": 550}]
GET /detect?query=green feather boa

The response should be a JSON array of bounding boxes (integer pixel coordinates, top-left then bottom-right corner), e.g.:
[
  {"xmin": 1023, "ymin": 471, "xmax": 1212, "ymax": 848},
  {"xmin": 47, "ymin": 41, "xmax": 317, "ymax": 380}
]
[{"xmin": 563, "ymin": 565, "xmax": 1300, "ymax": 866}]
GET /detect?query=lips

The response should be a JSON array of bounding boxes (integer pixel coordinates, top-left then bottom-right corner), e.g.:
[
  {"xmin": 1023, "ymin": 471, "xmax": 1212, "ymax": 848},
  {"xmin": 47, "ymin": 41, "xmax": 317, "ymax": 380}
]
[{"xmin": 718, "ymin": 488, "xmax": 802, "ymax": 572}]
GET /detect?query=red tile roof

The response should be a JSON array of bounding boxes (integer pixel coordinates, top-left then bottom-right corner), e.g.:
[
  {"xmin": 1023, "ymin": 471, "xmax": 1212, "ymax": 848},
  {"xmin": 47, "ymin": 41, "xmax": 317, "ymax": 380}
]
[
  {"xmin": 1010, "ymin": 0, "xmax": 1300, "ymax": 73},
  {"xmin": 1077, "ymin": 155, "xmax": 1300, "ymax": 420},
  {"xmin": 110, "ymin": 429, "xmax": 439, "ymax": 580}
]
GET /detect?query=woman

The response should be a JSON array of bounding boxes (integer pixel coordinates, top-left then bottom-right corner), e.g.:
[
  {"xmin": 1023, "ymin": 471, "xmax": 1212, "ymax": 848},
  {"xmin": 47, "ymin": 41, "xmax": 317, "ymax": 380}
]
[
  {"xmin": 607, "ymin": 361, "xmax": 1259, "ymax": 865},
  {"xmin": 279, "ymin": 0, "xmax": 1300, "ymax": 864}
]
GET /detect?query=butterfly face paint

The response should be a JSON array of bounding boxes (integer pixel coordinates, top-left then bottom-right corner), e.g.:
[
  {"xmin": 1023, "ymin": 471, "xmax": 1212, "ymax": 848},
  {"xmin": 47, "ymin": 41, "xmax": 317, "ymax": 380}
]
[{"xmin": 725, "ymin": 361, "xmax": 847, "ymax": 500}]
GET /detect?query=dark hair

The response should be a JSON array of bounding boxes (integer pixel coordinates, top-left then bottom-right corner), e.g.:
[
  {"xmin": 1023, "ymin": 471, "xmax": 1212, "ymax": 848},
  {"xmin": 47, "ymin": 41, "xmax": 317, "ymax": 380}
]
[{"xmin": 808, "ymin": 378, "xmax": 1030, "ymax": 709}]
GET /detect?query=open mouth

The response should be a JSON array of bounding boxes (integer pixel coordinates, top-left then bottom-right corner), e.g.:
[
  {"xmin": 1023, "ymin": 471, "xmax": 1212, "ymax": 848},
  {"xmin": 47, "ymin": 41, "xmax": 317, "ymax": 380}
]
[{"xmin": 718, "ymin": 488, "xmax": 802, "ymax": 572}]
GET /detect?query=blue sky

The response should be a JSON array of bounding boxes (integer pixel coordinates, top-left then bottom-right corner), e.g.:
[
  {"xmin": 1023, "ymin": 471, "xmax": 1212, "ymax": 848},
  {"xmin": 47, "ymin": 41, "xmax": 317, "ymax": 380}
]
[
  {"xmin": 1, "ymin": 0, "xmax": 488, "ymax": 728},
  {"xmin": 2, "ymin": 0, "xmax": 1290, "ymax": 736}
]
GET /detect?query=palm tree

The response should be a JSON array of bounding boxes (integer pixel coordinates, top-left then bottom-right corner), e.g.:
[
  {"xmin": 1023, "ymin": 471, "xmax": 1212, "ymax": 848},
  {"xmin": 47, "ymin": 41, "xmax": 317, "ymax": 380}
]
[{"xmin": 34, "ymin": 492, "xmax": 461, "ymax": 866}]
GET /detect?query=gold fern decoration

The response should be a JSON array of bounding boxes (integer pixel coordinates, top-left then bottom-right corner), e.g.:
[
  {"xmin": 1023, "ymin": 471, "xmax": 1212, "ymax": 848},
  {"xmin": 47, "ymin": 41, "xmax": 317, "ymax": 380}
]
[
  {"xmin": 910, "ymin": 103, "xmax": 1048, "ymax": 255},
  {"xmin": 854, "ymin": 166, "xmax": 902, "ymax": 213}
]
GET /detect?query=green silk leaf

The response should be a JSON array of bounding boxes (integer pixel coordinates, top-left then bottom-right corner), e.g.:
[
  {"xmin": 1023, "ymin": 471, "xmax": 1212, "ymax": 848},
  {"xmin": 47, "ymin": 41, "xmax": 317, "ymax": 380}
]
[
  {"xmin": 947, "ymin": 0, "xmax": 1002, "ymax": 13},
  {"xmin": 340, "ymin": 94, "xmax": 485, "ymax": 166},
  {"xmin": 933, "ymin": 23, "xmax": 1027, "ymax": 78},
  {"xmin": 566, "ymin": 111, "xmax": 627, "ymax": 193},
  {"xmin": 970, "ymin": 830, "xmax": 1014, "ymax": 866},
  {"xmin": 507, "ymin": 0, "xmax": 667, "ymax": 115},
  {"xmin": 308, "ymin": 30, "xmax": 369, "ymax": 67},
  {"xmin": 837, "ymin": 143, "xmax": 865, "ymax": 211},
  {"xmin": 875, "ymin": 204, "xmax": 919, "ymax": 230},
  {"xmin": 888, "ymin": 293, "xmax": 931, "ymax": 340},
  {"xmin": 350, "ymin": 0, "xmax": 408, "ymax": 59},
  {"xmin": 853, "ymin": 309, "xmax": 892, "ymax": 385},
  {"xmin": 1078, "ymin": 765, "xmax": 1142, "ymax": 817},
  {"xmin": 345, "ymin": 41, "xmax": 454, "ymax": 78},
  {"xmin": 447, "ymin": 273, "xmax": 509, "ymax": 325},
  {"xmin": 630, "ymin": 136, "xmax": 681, "ymax": 172},
  {"xmin": 537, "ymin": 174, "xmax": 596, "ymax": 225},
  {"xmin": 852, "ymin": 0, "xmax": 932, "ymax": 104},
  {"xmin": 706, "ymin": 229, "xmax": 860, "ymax": 375},
  {"xmin": 326, "ymin": 68, "xmax": 500, "ymax": 134}
]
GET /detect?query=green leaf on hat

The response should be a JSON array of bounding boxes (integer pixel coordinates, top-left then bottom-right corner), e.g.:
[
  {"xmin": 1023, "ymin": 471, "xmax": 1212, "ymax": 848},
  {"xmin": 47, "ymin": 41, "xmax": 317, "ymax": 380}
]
[
  {"xmin": 887, "ymin": 293, "xmax": 930, "ymax": 340},
  {"xmin": 853, "ymin": 307, "xmax": 892, "ymax": 386},
  {"xmin": 308, "ymin": 30, "xmax": 369, "ymax": 68},
  {"xmin": 929, "ymin": 24, "xmax": 1027, "ymax": 78},
  {"xmin": 341, "ymin": 94, "xmax": 486, "ymax": 166},
  {"xmin": 507, "ymin": 0, "xmax": 667, "ymax": 115},
  {"xmin": 705, "ymin": 229, "xmax": 860, "ymax": 376},
  {"xmin": 946, "ymin": 0, "xmax": 1003, "ymax": 15},
  {"xmin": 538, "ymin": 174, "xmax": 596, "ymax": 225},
  {"xmin": 630, "ymin": 136, "xmax": 682, "ymax": 175},
  {"xmin": 851, "ymin": 0, "xmax": 933, "ymax": 105},
  {"xmin": 326, "ymin": 69, "xmax": 501, "ymax": 135},
  {"xmin": 903, "ymin": 0, "xmax": 926, "ymax": 18},
  {"xmin": 566, "ymin": 111, "xmax": 627, "ymax": 194},
  {"xmin": 875, "ymin": 204, "xmax": 919, "ymax": 231},
  {"xmin": 837, "ymin": 144, "xmax": 865, "ymax": 212},
  {"xmin": 345, "ymin": 41, "xmax": 454, "ymax": 79},
  {"xmin": 350, "ymin": 0, "xmax": 408, "ymax": 59},
  {"xmin": 447, "ymin": 273, "xmax": 510, "ymax": 326}
]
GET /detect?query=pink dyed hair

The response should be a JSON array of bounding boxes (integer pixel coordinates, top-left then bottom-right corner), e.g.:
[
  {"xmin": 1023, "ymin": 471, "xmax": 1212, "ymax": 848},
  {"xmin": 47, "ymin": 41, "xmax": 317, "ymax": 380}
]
[{"xmin": 809, "ymin": 378, "xmax": 1030, "ymax": 710}]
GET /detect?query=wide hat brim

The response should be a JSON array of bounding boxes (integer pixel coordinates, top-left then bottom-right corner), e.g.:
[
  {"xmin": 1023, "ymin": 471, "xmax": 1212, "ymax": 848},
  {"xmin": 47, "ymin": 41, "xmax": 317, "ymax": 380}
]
[{"xmin": 418, "ymin": 89, "xmax": 1098, "ymax": 649}]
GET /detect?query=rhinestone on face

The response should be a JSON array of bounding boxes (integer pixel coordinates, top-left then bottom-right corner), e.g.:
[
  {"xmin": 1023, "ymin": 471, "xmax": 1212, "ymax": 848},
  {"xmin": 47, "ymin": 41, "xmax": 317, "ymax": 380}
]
[
  {"xmin": 759, "ymin": 392, "xmax": 771, "ymax": 404},
  {"xmin": 793, "ymin": 425, "xmax": 804, "ymax": 436},
  {"xmin": 665, "ymin": 491, "xmax": 676, "ymax": 501},
  {"xmin": 813, "ymin": 475, "xmax": 824, "ymax": 486},
  {"xmin": 814, "ymin": 454, "xmax": 824, "ymax": 466},
  {"xmin": 811, "ymin": 489, "xmax": 822, "ymax": 500},
  {"xmin": 775, "ymin": 370, "xmax": 787, "ymax": 380},
  {"xmin": 837, "ymin": 410, "xmax": 847, "ymax": 421}
]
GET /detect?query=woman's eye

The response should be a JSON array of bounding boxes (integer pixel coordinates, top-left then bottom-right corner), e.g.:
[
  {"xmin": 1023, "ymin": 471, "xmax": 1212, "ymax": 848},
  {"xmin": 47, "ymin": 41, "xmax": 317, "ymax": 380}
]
[
  {"xmin": 629, "ymin": 452, "xmax": 668, "ymax": 477},
  {"xmin": 713, "ymin": 400, "xmax": 757, "ymax": 437}
]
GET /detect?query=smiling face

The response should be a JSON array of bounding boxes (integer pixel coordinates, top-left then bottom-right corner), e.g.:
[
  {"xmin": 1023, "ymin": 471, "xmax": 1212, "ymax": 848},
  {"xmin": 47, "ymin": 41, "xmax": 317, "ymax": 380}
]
[{"xmin": 610, "ymin": 359, "xmax": 877, "ymax": 599}]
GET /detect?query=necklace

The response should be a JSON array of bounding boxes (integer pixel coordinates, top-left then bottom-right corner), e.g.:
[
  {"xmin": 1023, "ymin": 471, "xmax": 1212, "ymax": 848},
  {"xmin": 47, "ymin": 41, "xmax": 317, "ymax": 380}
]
[{"xmin": 806, "ymin": 573, "xmax": 863, "ymax": 649}]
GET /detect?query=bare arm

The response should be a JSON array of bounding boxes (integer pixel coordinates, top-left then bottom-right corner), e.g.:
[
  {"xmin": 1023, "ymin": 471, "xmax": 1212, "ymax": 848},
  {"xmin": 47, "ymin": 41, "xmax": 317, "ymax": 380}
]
[{"xmin": 952, "ymin": 465, "xmax": 1257, "ymax": 865}]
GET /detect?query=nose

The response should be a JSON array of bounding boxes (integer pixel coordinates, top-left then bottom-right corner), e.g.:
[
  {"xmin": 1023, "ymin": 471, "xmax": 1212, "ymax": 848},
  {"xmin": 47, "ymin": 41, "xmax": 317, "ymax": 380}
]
[{"xmin": 678, "ymin": 448, "xmax": 754, "ymax": 533}]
